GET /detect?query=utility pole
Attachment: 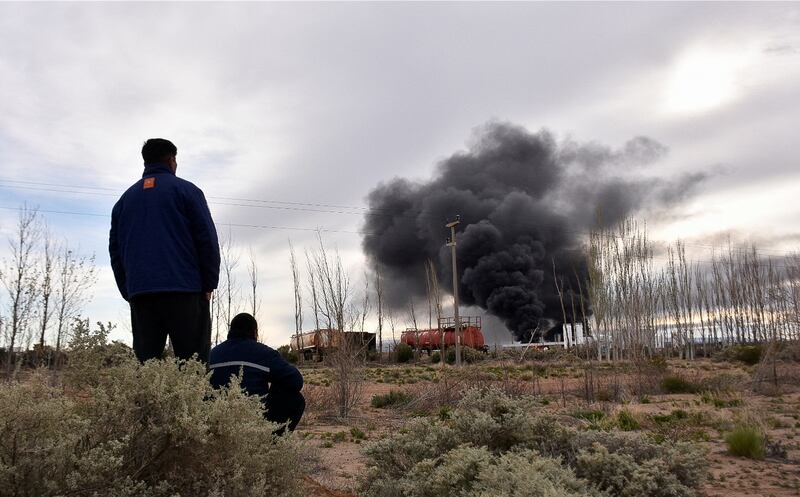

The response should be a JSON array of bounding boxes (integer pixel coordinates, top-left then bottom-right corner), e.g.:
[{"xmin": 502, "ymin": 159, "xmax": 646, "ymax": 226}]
[{"xmin": 446, "ymin": 216, "xmax": 462, "ymax": 366}]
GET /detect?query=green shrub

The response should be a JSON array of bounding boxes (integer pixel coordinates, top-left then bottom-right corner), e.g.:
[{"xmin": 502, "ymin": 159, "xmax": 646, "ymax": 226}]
[
  {"xmin": 395, "ymin": 343, "xmax": 413, "ymax": 363},
  {"xmin": 445, "ymin": 347, "xmax": 484, "ymax": 365},
  {"xmin": 700, "ymin": 371, "xmax": 749, "ymax": 392},
  {"xmin": 572, "ymin": 409, "xmax": 606, "ymax": 423},
  {"xmin": 0, "ymin": 348, "xmax": 304, "ymax": 497},
  {"xmin": 725, "ymin": 425, "xmax": 765, "ymax": 459},
  {"xmin": 360, "ymin": 388, "xmax": 707, "ymax": 497},
  {"xmin": 277, "ymin": 344, "xmax": 299, "ymax": 364},
  {"xmin": 700, "ymin": 390, "xmax": 743, "ymax": 408},
  {"xmin": 661, "ymin": 376, "xmax": 697, "ymax": 394},
  {"xmin": 617, "ymin": 410, "xmax": 641, "ymax": 431},
  {"xmin": 350, "ymin": 426, "xmax": 367, "ymax": 440},
  {"xmin": 371, "ymin": 390, "xmax": 412, "ymax": 408},
  {"xmin": 715, "ymin": 345, "xmax": 763, "ymax": 365},
  {"xmin": 66, "ymin": 318, "xmax": 136, "ymax": 388},
  {"xmin": 652, "ymin": 409, "xmax": 689, "ymax": 424},
  {"xmin": 732, "ymin": 345, "xmax": 762, "ymax": 365},
  {"xmin": 648, "ymin": 355, "xmax": 669, "ymax": 372},
  {"xmin": 463, "ymin": 347, "xmax": 485, "ymax": 363},
  {"xmin": 577, "ymin": 445, "xmax": 693, "ymax": 497},
  {"xmin": 431, "ymin": 351, "xmax": 441, "ymax": 364}
]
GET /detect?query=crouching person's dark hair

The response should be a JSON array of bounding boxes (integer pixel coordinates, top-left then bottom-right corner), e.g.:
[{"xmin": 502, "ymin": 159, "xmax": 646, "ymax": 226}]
[{"xmin": 228, "ymin": 313, "xmax": 258, "ymax": 340}]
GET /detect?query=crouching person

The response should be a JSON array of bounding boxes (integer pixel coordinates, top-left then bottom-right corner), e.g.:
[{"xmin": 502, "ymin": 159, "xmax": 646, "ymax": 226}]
[{"xmin": 209, "ymin": 313, "xmax": 305, "ymax": 434}]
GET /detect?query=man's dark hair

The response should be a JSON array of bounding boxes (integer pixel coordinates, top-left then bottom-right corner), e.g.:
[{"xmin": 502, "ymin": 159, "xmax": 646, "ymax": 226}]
[
  {"xmin": 141, "ymin": 138, "xmax": 177, "ymax": 164},
  {"xmin": 228, "ymin": 313, "xmax": 258, "ymax": 340}
]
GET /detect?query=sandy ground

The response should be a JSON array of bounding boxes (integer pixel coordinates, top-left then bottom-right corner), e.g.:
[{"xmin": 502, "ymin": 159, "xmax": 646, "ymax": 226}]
[{"xmin": 296, "ymin": 359, "xmax": 800, "ymax": 497}]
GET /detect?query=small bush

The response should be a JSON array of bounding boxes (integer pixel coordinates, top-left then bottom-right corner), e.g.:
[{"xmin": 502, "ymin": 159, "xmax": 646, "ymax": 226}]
[
  {"xmin": 371, "ymin": 390, "xmax": 412, "ymax": 408},
  {"xmin": 732, "ymin": 345, "xmax": 763, "ymax": 365},
  {"xmin": 0, "ymin": 359, "xmax": 304, "ymax": 497},
  {"xmin": 661, "ymin": 376, "xmax": 697, "ymax": 394},
  {"xmin": 431, "ymin": 351, "xmax": 441, "ymax": 364},
  {"xmin": 395, "ymin": 343, "xmax": 413, "ymax": 363},
  {"xmin": 700, "ymin": 372, "xmax": 749, "ymax": 392},
  {"xmin": 725, "ymin": 425, "xmax": 765, "ymax": 459},
  {"xmin": 652, "ymin": 409, "xmax": 689, "ymax": 424},
  {"xmin": 277, "ymin": 344, "xmax": 299, "ymax": 364},
  {"xmin": 572, "ymin": 409, "xmax": 606, "ymax": 423},
  {"xmin": 463, "ymin": 347, "xmax": 485, "ymax": 363},
  {"xmin": 577, "ymin": 445, "xmax": 692, "ymax": 497},
  {"xmin": 360, "ymin": 388, "xmax": 707, "ymax": 497},
  {"xmin": 700, "ymin": 390, "xmax": 743, "ymax": 408},
  {"xmin": 716, "ymin": 345, "xmax": 763, "ymax": 365},
  {"xmin": 617, "ymin": 410, "xmax": 641, "ymax": 431},
  {"xmin": 350, "ymin": 426, "xmax": 367, "ymax": 440},
  {"xmin": 445, "ymin": 347, "xmax": 484, "ymax": 364}
]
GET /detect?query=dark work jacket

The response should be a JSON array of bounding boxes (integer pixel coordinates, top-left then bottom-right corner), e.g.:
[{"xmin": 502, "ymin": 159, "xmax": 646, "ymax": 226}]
[
  {"xmin": 109, "ymin": 163, "xmax": 220, "ymax": 300},
  {"xmin": 209, "ymin": 338, "xmax": 304, "ymax": 399}
]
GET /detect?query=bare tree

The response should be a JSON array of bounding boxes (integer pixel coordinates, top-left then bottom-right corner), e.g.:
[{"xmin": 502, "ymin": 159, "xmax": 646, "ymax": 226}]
[
  {"xmin": 289, "ymin": 240, "xmax": 303, "ymax": 357},
  {"xmin": 305, "ymin": 248, "xmax": 321, "ymax": 332},
  {"xmin": 308, "ymin": 233, "xmax": 361, "ymax": 418},
  {"xmin": 37, "ymin": 225, "xmax": 55, "ymax": 361},
  {"xmin": 425, "ymin": 258, "xmax": 446, "ymax": 366},
  {"xmin": 247, "ymin": 246, "xmax": 261, "ymax": 319},
  {"xmin": 360, "ymin": 270, "xmax": 371, "ymax": 334},
  {"xmin": 374, "ymin": 264, "xmax": 384, "ymax": 361},
  {"xmin": 1, "ymin": 206, "xmax": 40, "ymax": 377},
  {"xmin": 53, "ymin": 244, "xmax": 97, "ymax": 367},
  {"xmin": 214, "ymin": 232, "xmax": 240, "ymax": 344}
]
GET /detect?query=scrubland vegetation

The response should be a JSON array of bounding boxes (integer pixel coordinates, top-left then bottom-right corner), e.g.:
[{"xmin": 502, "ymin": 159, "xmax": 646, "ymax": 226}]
[
  {"xmin": 2, "ymin": 208, "xmax": 800, "ymax": 496},
  {"xmin": 0, "ymin": 326, "xmax": 304, "ymax": 497},
  {"xmin": 4, "ymin": 337, "xmax": 799, "ymax": 496},
  {"xmin": 298, "ymin": 343, "xmax": 800, "ymax": 497}
]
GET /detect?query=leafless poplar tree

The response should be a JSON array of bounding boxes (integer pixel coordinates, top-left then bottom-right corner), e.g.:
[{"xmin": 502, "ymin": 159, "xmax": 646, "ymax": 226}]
[
  {"xmin": 1, "ymin": 206, "xmax": 41, "ymax": 377},
  {"xmin": 308, "ymin": 233, "xmax": 361, "ymax": 417},
  {"xmin": 305, "ymin": 248, "xmax": 321, "ymax": 333},
  {"xmin": 37, "ymin": 226, "xmax": 55, "ymax": 358},
  {"xmin": 425, "ymin": 259, "xmax": 444, "ymax": 356},
  {"xmin": 213, "ymin": 232, "xmax": 240, "ymax": 345},
  {"xmin": 247, "ymin": 247, "xmax": 261, "ymax": 319},
  {"xmin": 53, "ymin": 244, "xmax": 97, "ymax": 366},
  {"xmin": 289, "ymin": 240, "xmax": 303, "ymax": 356},
  {"xmin": 374, "ymin": 263, "xmax": 384, "ymax": 360}
]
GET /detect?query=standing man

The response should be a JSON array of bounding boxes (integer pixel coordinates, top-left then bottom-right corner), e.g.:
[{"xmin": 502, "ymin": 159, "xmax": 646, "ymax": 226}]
[{"xmin": 109, "ymin": 138, "xmax": 220, "ymax": 362}]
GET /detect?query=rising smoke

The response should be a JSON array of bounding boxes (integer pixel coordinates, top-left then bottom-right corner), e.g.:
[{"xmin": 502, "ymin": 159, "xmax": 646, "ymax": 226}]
[{"xmin": 362, "ymin": 122, "xmax": 706, "ymax": 341}]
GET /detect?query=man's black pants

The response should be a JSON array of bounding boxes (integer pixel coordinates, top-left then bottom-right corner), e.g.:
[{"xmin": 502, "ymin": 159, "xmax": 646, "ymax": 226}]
[
  {"xmin": 264, "ymin": 392, "xmax": 306, "ymax": 435},
  {"xmin": 130, "ymin": 292, "xmax": 211, "ymax": 363}
]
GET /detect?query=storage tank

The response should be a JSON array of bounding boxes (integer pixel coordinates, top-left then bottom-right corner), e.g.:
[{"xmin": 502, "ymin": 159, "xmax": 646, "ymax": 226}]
[{"xmin": 399, "ymin": 317, "xmax": 487, "ymax": 352}]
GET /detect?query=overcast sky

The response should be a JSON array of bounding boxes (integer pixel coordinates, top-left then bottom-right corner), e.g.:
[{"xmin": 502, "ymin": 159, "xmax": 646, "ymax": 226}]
[{"xmin": 0, "ymin": 2, "xmax": 798, "ymax": 346}]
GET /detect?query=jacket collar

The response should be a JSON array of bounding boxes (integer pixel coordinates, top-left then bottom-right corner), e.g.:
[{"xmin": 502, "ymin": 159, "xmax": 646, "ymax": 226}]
[{"xmin": 143, "ymin": 162, "xmax": 175, "ymax": 177}]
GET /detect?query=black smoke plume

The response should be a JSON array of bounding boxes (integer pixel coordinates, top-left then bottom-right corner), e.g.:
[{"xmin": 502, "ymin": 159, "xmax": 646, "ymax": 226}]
[{"xmin": 362, "ymin": 122, "xmax": 705, "ymax": 341}]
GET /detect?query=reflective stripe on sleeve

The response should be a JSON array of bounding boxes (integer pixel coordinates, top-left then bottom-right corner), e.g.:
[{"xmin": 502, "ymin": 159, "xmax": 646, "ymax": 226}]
[{"xmin": 208, "ymin": 361, "xmax": 270, "ymax": 373}]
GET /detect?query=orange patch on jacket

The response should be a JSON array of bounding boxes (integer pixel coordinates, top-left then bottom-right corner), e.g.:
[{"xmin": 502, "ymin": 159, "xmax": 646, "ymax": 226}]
[{"xmin": 143, "ymin": 177, "xmax": 156, "ymax": 189}]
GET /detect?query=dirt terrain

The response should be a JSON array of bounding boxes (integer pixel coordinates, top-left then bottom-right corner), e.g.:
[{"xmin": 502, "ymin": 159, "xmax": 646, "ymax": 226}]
[{"xmin": 295, "ymin": 357, "xmax": 800, "ymax": 497}]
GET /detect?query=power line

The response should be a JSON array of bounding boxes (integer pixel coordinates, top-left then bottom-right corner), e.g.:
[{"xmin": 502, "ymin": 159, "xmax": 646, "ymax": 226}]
[
  {"xmin": 0, "ymin": 206, "xmax": 375, "ymax": 236},
  {"xmin": 0, "ymin": 184, "xmax": 370, "ymax": 216},
  {"xmin": 1, "ymin": 179, "xmax": 797, "ymax": 259},
  {"xmin": 0, "ymin": 178, "xmax": 376, "ymax": 211},
  {"xmin": 0, "ymin": 205, "xmax": 796, "ymax": 268}
]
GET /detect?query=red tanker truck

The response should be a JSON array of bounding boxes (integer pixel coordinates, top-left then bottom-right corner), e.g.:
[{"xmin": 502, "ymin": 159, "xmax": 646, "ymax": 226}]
[{"xmin": 400, "ymin": 316, "xmax": 487, "ymax": 352}]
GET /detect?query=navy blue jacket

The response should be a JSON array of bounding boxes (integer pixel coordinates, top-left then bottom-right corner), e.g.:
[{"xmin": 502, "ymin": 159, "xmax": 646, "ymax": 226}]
[
  {"xmin": 209, "ymin": 338, "xmax": 304, "ymax": 399},
  {"xmin": 109, "ymin": 163, "xmax": 220, "ymax": 300}
]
